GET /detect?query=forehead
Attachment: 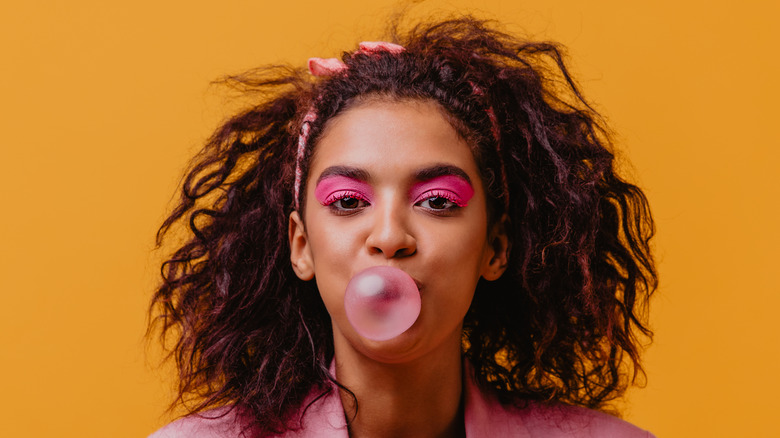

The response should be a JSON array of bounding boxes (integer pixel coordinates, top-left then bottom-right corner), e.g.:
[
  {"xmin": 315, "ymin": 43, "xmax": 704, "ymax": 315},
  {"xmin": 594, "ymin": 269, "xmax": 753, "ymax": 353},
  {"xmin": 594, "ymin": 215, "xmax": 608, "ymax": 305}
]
[{"xmin": 308, "ymin": 99, "xmax": 482, "ymax": 183}]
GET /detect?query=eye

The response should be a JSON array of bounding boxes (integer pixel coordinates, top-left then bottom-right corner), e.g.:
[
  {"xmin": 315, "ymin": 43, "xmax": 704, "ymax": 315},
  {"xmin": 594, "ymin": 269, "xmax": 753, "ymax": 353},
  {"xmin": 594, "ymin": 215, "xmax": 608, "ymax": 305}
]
[
  {"xmin": 419, "ymin": 196, "xmax": 456, "ymax": 210},
  {"xmin": 334, "ymin": 196, "xmax": 368, "ymax": 210},
  {"xmin": 415, "ymin": 190, "xmax": 462, "ymax": 213},
  {"xmin": 323, "ymin": 191, "xmax": 370, "ymax": 213}
]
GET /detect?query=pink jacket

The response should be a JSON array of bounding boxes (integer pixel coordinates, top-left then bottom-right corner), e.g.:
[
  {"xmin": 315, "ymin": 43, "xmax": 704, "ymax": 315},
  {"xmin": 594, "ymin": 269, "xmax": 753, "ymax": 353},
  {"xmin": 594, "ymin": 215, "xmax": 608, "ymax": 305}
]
[{"xmin": 150, "ymin": 365, "xmax": 654, "ymax": 438}]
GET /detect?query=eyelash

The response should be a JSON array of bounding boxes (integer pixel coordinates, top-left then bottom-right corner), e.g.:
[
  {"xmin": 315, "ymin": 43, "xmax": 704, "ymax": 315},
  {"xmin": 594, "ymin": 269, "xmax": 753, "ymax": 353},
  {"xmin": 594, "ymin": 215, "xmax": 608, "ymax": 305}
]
[
  {"xmin": 414, "ymin": 190, "xmax": 464, "ymax": 211},
  {"xmin": 322, "ymin": 191, "xmax": 371, "ymax": 212}
]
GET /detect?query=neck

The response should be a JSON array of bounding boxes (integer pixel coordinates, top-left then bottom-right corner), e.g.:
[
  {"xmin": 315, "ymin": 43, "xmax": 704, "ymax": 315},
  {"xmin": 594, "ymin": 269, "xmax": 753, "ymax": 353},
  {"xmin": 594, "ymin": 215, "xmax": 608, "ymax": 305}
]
[{"xmin": 333, "ymin": 329, "xmax": 466, "ymax": 438}]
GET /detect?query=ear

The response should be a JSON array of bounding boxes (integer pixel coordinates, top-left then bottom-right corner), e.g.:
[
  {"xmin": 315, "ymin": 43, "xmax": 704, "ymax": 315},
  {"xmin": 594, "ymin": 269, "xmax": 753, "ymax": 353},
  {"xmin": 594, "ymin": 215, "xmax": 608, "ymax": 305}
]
[
  {"xmin": 289, "ymin": 211, "xmax": 315, "ymax": 281},
  {"xmin": 481, "ymin": 214, "xmax": 510, "ymax": 281}
]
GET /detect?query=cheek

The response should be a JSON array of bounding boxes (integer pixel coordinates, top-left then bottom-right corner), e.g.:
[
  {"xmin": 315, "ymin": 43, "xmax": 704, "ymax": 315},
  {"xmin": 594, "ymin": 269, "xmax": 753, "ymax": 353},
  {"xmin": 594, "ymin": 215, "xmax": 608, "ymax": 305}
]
[
  {"xmin": 305, "ymin": 219, "xmax": 362, "ymax": 307},
  {"xmin": 308, "ymin": 215, "xmax": 367, "ymax": 262},
  {"xmin": 421, "ymin": 216, "xmax": 490, "ymax": 281}
]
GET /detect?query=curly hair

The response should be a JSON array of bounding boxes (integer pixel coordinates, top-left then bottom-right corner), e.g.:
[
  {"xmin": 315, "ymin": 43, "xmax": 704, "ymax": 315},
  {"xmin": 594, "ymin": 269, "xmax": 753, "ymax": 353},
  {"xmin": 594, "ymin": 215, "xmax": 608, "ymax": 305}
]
[{"xmin": 149, "ymin": 16, "xmax": 656, "ymax": 436}]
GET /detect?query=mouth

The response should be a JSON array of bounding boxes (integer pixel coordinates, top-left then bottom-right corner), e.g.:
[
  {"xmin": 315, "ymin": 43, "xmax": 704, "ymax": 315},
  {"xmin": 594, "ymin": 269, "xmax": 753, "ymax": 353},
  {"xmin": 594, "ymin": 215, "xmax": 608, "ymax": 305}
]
[{"xmin": 352, "ymin": 266, "xmax": 423, "ymax": 292}]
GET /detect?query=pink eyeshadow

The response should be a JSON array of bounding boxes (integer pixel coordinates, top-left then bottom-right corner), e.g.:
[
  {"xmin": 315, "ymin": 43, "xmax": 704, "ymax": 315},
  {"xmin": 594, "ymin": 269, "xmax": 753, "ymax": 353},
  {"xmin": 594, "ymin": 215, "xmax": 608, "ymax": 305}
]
[
  {"xmin": 314, "ymin": 176, "xmax": 374, "ymax": 204},
  {"xmin": 409, "ymin": 175, "xmax": 475, "ymax": 206}
]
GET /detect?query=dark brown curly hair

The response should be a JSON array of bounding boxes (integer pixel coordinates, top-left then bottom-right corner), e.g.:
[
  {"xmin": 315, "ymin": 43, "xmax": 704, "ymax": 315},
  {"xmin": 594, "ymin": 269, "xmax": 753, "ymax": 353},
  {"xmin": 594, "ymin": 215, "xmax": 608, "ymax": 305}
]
[{"xmin": 150, "ymin": 16, "xmax": 656, "ymax": 436}]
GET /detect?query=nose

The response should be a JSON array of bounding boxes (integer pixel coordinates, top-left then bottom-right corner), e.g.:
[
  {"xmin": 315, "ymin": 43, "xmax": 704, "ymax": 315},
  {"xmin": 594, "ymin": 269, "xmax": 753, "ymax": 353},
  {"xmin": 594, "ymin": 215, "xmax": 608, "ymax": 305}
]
[{"xmin": 365, "ymin": 202, "xmax": 417, "ymax": 258}]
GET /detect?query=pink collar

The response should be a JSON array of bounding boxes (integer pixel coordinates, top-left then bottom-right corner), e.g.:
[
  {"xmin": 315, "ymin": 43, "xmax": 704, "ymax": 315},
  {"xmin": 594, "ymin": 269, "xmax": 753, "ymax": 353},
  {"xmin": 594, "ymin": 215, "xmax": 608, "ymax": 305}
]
[{"xmin": 283, "ymin": 359, "xmax": 533, "ymax": 438}]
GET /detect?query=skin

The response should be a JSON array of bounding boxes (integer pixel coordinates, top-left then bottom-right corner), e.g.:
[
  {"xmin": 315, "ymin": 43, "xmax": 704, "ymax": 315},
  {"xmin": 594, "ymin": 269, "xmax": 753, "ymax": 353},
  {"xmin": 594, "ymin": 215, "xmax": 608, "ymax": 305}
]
[{"xmin": 289, "ymin": 99, "xmax": 508, "ymax": 438}]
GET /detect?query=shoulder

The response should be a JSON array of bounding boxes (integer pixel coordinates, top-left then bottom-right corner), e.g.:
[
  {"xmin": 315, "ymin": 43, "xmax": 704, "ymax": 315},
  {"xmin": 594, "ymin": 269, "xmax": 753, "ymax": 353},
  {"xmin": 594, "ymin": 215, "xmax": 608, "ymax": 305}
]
[
  {"xmin": 466, "ymin": 396, "xmax": 653, "ymax": 438},
  {"xmin": 146, "ymin": 389, "xmax": 348, "ymax": 438},
  {"xmin": 463, "ymin": 363, "xmax": 653, "ymax": 437},
  {"xmin": 516, "ymin": 402, "xmax": 655, "ymax": 438},
  {"xmin": 148, "ymin": 407, "xmax": 246, "ymax": 438}
]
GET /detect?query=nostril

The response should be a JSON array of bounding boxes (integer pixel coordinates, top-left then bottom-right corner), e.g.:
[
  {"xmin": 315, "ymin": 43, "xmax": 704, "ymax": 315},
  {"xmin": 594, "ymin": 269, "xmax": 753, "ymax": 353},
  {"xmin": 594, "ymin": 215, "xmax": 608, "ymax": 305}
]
[
  {"xmin": 367, "ymin": 237, "xmax": 416, "ymax": 259},
  {"xmin": 393, "ymin": 247, "xmax": 415, "ymax": 258}
]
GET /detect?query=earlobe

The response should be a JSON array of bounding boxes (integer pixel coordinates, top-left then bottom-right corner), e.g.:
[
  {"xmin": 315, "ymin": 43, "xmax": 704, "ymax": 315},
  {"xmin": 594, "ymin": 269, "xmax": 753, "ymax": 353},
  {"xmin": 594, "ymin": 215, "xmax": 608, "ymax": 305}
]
[
  {"xmin": 289, "ymin": 211, "xmax": 315, "ymax": 281},
  {"xmin": 482, "ymin": 214, "xmax": 510, "ymax": 281}
]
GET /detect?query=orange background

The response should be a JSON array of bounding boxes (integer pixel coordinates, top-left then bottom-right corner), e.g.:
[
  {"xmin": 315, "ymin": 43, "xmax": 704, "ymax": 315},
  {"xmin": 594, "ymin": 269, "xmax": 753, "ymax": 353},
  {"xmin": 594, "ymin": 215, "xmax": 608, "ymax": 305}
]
[{"xmin": 1, "ymin": 1, "xmax": 778, "ymax": 437}]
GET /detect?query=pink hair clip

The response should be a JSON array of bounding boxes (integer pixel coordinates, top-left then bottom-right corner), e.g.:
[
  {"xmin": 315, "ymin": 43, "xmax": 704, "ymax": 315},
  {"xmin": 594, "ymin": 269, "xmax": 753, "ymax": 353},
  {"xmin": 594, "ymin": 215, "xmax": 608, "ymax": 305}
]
[
  {"xmin": 307, "ymin": 57, "xmax": 347, "ymax": 76},
  {"xmin": 358, "ymin": 41, "xmax": 405, "ymax": 54}
]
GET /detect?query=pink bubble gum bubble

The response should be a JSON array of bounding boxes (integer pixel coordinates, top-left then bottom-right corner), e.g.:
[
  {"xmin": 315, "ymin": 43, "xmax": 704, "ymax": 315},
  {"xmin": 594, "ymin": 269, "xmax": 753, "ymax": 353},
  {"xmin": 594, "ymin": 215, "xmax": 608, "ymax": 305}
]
[{"xmin": 344, "ymin": 266, "xmax": 421, "ymax": 341}]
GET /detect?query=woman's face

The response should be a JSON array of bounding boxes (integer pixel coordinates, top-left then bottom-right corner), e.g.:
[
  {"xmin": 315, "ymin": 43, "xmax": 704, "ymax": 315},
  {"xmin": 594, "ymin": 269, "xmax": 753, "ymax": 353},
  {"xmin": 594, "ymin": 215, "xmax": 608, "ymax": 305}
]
[{"xmin": 289, "ymin": 99, "xmax": 507, "ymax": 363}]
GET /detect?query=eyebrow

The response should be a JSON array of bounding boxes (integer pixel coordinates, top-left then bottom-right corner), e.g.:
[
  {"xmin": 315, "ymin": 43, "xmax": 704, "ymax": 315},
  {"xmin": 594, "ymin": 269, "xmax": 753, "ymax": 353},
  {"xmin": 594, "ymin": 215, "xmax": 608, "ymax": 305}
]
[
  {"xmin": 315, "ymin": 164, "xmax": 472, "ymax": 185},
  {"xmin": 413, "ymin": 164, "xmax": 472, "ymax": 185},
  {"xmin": 316, "ymin": 166, "xmax": 371, "ymax": 186}
]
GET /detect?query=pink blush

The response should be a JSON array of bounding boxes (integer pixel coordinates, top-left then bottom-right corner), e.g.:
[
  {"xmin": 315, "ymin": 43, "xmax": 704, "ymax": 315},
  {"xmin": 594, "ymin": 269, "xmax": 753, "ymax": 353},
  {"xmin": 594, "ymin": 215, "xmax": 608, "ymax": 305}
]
[
  {"xmin": 314, "ymin": 176, "xmax": 374, "ymax": 204},
  {"xmin": 410, "ymin": 175, "xmax": 474, "ymax": 206}
]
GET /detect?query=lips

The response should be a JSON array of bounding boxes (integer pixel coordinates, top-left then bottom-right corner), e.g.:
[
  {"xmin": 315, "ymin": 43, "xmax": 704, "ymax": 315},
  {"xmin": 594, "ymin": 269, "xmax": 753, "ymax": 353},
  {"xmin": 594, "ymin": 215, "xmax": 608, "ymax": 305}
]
[{"xmin": 353, "ymin": 266, "xmax": 422, "ymax": 292}]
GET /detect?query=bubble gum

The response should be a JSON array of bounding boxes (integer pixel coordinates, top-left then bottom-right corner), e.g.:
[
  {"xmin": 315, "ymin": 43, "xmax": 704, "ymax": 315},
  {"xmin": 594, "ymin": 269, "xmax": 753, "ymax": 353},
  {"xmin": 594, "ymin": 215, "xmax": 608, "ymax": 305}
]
[{"xmin": 344, "ymin": 266, "xmax": 421, "ymax": 341}]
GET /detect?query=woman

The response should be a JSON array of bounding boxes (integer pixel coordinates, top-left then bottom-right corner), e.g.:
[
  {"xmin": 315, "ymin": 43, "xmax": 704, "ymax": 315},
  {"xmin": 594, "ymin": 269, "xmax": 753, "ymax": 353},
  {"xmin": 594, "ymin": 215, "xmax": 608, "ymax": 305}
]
[{"xmin": 149, "ymin": 17, "xmax": 657, "ymax": 437}]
